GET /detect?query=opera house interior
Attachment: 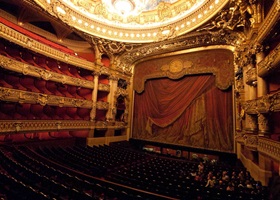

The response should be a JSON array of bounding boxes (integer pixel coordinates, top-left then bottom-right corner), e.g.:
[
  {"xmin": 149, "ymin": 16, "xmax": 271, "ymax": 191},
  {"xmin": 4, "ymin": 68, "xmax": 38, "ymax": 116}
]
[{"xmin": 0, "ymin": 0, "xmax": 280, "ymax": 199}]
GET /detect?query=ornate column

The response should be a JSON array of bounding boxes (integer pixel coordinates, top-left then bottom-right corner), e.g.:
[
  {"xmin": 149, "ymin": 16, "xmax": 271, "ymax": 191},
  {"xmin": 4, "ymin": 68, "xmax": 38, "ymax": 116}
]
[
  {"xmin": 244, "ymin": 59, "xmax": 258, "ymax": 132},
  {"xmin": 256, "ymin": 44, "xmax": 270, "ymax": 136},
  {"xmin": 90, "ymin": 73, "xmax": 99, "ymax": 121},
  {"xmin": 106, "ymin": 74, "xmax": 118, "ymax": 122}
]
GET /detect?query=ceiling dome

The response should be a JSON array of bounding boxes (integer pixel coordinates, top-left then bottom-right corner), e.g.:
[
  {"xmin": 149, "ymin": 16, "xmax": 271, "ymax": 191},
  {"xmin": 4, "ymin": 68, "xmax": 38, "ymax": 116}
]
[{"xmin": 34, "ymin": 0, "xmax": 229, "ymax": 43}]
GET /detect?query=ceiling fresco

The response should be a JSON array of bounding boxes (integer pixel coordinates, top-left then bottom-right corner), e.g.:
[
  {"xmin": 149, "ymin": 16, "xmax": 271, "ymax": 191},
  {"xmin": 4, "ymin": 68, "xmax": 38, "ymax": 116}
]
[{"xmin": 34, "ymin": 0, "xmax": 229, "ymax": 42}]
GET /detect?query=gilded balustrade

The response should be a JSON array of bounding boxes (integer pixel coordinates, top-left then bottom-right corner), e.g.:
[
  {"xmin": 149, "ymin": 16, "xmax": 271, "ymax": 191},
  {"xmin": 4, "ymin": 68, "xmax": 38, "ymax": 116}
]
[
  {"xmin": 0, "ymin": 120, "xmax": 92, "ymax": 134},
  {"xmin": 243, "ymin": 90, "xmax": 280, "ymax": 114}
]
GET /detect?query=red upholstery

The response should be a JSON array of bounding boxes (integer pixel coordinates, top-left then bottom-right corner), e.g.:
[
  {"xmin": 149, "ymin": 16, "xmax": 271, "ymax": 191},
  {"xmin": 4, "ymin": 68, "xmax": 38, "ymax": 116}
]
[
  {"xmin": 46, "ymin": 58, "xmax": 60, "ymax": 73},
  {"xmin": 76, "ymin": 87, "xmax": 92, "ymax": 100},
  {"xmin": 77, "ymin": 108, "xmax": 91, "ymax": 120},
  {"xmin": 0, "ymin": 73, "xmax": 13, "ymax": 89},
  {"xmin": 79, "ymin": 68, "xmax": 94, "ymax": 81},
  {"xmin": 45, "ymin": 81, "xmax": 64, "ymax": 96},
  {"xmin": 30, "ymin": 104, "xmax": 50, "ymax": 120},
  {"xmin": 0, "ymin": 102, "xmax": 15, "ymax": 120},
  {"xmin": 68, "ymin": 66, "xmax": 83, "ymax": 79},
  {"xmin": 55, "ymin": 107, "xmax": 72, "ymax": 120},
  {"xmin": 21, "ymin": 51, "xmax": 38, "ymax": 66},
  {"xmin": 67, "ymin": 85, "xmax": 80, "ymax": 99},
  {"xmin": 20, "ymin": 76, "xmax": 40, "ymax": 92},
  {"xmin": 34, "ymin": 78, "xmax": 53, "ymax": 95},
  {"xmin": 43, "ymin": 105, "xmax": 56, "ymax": 119},
  {"xmin": 5, "ymin": 46, "xmax": 24, "ymax": 62},
  {"xmin": 34, "ymin": 56, "xmax": 52, "ymax": 71},
  {"xmin": 4, "ymin": 73, "xmax": 26, "ymax": 91},
  {"xmin": 57, "ymin": 62, "xmax": 74, "ymax": 77},
  {"xmin": 66, "ymin": 107, "xmax": 80, "ymax": 120},
  {"xmin": 57, "ymin": 84, "xmax": 75, "ymax": 98},
  {"xmin": 15, "ymin": 103, "xmax": 34, "ymax": 120}
]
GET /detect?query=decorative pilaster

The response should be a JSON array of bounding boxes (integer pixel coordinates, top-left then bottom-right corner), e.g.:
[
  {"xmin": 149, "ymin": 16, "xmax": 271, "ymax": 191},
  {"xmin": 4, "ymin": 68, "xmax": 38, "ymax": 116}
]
[
  {"xmin": 255, "ymin": 44, "xmax": 268, "ymax": 97},
  {"xmin": 90, "ymin": 73, "xmax": 99, "ymax": 121},
  {"xmin": 258, "ymin": 113, "xmax": 270, "ymax": 136},
  {"xmin": 245, "ymin": 114, "xmax": 258, "ymax": 132},
  {"xmin": 106, "ymin": 75, "xmax": 118, "ymax": 122}
]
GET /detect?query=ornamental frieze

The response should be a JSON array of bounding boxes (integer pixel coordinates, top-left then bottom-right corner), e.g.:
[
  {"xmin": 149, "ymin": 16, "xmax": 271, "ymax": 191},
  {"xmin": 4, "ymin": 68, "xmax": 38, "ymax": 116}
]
[
  {"xmin": 244, "ymin": 134, "xmax": 258, "ymax": 150},
  {"xmin": 115, "ymin": 88, "xmax": 128, "ymax": 97},
  {"xmin": 243, "ymin": 90, "xmax": 280, "ymax": 114},
  {"xmin": 96, "ymin": 101, "xmax": 109, "ymax": 110},
  {"xmin": 98, "ymin": 84, "xmax": 110, "ymax": 92},
  {"xmin": 0, "ymin": 23, "xmax": 96, "ymax": 71},
  {"xmin": 0, "ymin": 120, "xmax": 91, "ymax": 133},
  {"xmin": 0, "ymin": 87, "xmax": 92, "ymax": 108},
  {"xmin": 134, "ymin": 49, "xmax": 234, "ymax": 93},
  {"xmin": 258, "ymin": 44, "xmax": 280, "ymax": 77}
]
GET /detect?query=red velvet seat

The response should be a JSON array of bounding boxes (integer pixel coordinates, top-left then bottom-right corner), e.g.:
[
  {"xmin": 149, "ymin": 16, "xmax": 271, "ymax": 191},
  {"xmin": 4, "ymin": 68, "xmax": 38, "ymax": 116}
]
[
  {"xmin": 21, "ymin": 51, "xmax": 38, "ymax": 66},
  {"xmin": 79, "ymin": 68, "xmax": 94, "ymax": 81},
  {"xmin": 15, "ymin": 103, "xmax": 34, "ymax": 120},
  {"xmin": 66, "ymin": 107, "xmax": 80, "ymax": 120},
  {"xmin": 77, "ymin": 108, "xmax": 91, "ymax": 120},
  {"xmin": 46, "ymin": 58, "xmax": 60, "ymax": 73},
  {"xmin": 57, "ymin": 83, "xmax": 75, "ymax": 98},
  {"xmin": 0, "ymin": 102, "xmax": 16, "ymax": 120},
  {"xmin": 20, "ymin": 76, "xmax": 41, "ymax": 93},
  {"xmin": 0, "ymin": 72, "xmax": 13, "ymax": 89},
  {"xmin": 76, "ymin": 87, "xmax": 92, "ymax": 100},
  {"xmin": 4, "ymin": 73, "xmax": 26, "ymax": 91},
  {"xmin": 68, "ymin": 65, "xmax": 83, "ymax": 79},
  {"xmin": 55, "ymin": 107, "xmax": 72, "ymax": 120},
  {"xmin": 67, "ymin": 85, "xmax": 80, "ymax": 99},
  {"xmin": 45, "ymin": 81, "xmax": 64, "ymax": 96},
  {"xmin": 34, "ymin": 78, "xmax": 52, "ymax": 95},
  {"xmin": 5, "ymin": 46, "xmax": 24, "ymax": 62},
  {"xmin": 0, "ymin": 42, "xmax": 10, "ymax": 57},
  {"xmin": 43, "ymin": 105, "xmax": 56, "ymax": 119},
  {"xmin": 30, "ymin": 104, "xmax": 50, "ymax": 120},
  {"xmin": 57, "ymin": 62, "xmax": 74, "ymax": 77},
  {"xmin": 34, "ymin": 56, "xmax": 52, "ymax": 71}
]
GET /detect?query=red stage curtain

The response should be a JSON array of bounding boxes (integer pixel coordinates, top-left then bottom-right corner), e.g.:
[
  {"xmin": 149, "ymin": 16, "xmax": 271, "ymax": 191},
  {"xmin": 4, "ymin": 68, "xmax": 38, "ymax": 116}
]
[{"xmin": 132, "ymin": 75, "xmax": 233, "ymax": 152}]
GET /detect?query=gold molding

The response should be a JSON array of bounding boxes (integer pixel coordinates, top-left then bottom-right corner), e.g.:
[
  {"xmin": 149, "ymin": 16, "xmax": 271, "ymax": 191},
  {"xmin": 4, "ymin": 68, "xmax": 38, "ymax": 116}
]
[
  {"xmin": 258, "ymin": 43, "xmax": 280, "ymax": 77},
  {"xmin": 258, "ymin": 137, "xmax": 280, "ymax": 162},
  {"xmin": 254, "ymin": 0, "xmax": 280, "ymax": 43},
  {"xmin": 0, "ymin": 120, "xmax": 91, "ymax": 134},
  {"xmin": 0, "ymin": 55, "xmax": 94, "ymax": 89},
  {"xmin": 243, "ymin": 90, "xmax": 280, "ymax": 114},
  {"xmin": 0, "ymin": 22, "xmax": 96, "ymax": 71},
  {"xmin": 33, "ymin": 0, "xmax": 229, "ymax": 43},
  {"xmin": 0, "ymin": 87, "xmax": 92, "ymax": 108}
]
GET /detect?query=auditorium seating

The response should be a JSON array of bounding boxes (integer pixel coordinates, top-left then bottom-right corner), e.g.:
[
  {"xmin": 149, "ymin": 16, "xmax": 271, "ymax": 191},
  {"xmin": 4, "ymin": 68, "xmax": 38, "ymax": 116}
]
[{"xmin": 0, "ymin": 142, "xmax": 269, "ymax": 200}]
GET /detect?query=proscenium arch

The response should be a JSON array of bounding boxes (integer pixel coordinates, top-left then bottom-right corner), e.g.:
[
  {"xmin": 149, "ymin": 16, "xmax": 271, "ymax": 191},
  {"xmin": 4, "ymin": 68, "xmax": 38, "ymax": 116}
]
[{"xmin": 133, "ymin": 45, "xmax": 235, "ymax": 93}]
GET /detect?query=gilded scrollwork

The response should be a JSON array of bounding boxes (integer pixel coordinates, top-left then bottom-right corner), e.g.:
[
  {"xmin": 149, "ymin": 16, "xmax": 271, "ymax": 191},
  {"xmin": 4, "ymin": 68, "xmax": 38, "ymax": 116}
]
[
  {"xmin": 257, "ymin": 113, "xmax": 270, "ymax": 134},
  {"xmin": 0, "ymin": 87, "xmax": 92, "ymax": 108},
  {"xmin": 258, "ymin": 44, "xmax": 280, "ymax": 77},
  {"xmin": 98, "ymin": 83, "xmax": 110, "ymax": 92},
  {"xmin": 96, "ymin": 101, "xmax": 109, "ymax": 110},
  {"xmin": 244, "ymin": 134, "xmax": 258, "ymax": 150},
  {"xmin": 37, "ymin": 94, "xmax": 49, "ymax": 106},
  {"xmin": 0, "ymin": 88, "xmax": 11, "ymax": 100}
]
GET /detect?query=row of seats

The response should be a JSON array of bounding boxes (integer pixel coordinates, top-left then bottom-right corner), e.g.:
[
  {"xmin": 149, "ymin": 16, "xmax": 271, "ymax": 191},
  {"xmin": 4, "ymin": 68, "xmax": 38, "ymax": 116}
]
[
  {"xmin": 0, "ymin": 38, "xmax": 94, "ymax": 81},
  {"xmin": 33, "ymin": 144, "xmax": 269, "ymax": 199},
  {"xmin": 0, "ymin": 101, "xmax": 91, "ymax": 120},
  {"xmin": 0, "ymin": 145, "xmax": 172, "ymax": 200},
  {"xmin": 0, "ymin": 68, "xmax": 93, "ymax": 100}
]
